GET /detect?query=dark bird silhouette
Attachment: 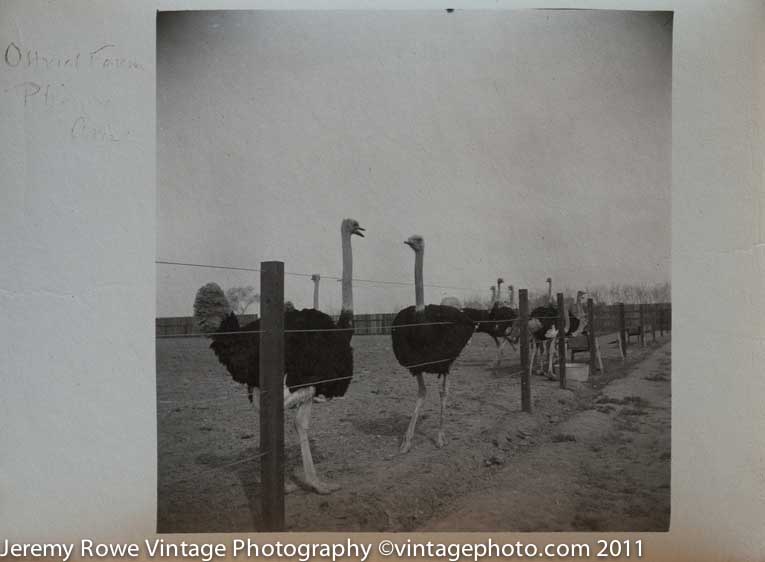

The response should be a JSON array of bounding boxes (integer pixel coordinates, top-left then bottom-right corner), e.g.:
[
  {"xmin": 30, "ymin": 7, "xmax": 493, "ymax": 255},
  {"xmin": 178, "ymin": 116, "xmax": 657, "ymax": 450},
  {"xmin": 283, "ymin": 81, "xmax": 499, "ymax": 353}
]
[
  {"xmin": 462, "ymin": 301, "xmax": 517, "ymax": 368},
  {"xmin": 391, "ymin": 235, "xmax": 474, "ymax": 453},
  {"xmin": 193, "ymin": 218, "xmax": 365, "ymax": 494},
  {"xmin": 527, "ymin": 301, "xmax": 561, "ymax": 378}
]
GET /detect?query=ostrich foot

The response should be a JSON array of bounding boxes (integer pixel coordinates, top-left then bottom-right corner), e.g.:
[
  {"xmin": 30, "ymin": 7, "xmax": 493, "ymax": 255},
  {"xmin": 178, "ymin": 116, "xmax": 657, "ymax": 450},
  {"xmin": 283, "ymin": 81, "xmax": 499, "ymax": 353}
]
[
  {"xmin": 284, "ymin": 479, "xmax": 299, "ymax": 494},
  {"xmin": 436, "ymin": 431, "xmax": 446, "ymax": 448},
  {"xmin": 292, "ymin": 468, "xmax": 340, "ymax": 494},
  {"xmin": 309, "ymin": 479, "xmax": 340, "ymax": 495},
  {"xmin": 399, "ymin": 436, "xmax": 413, "ymax": 454},
  {"xmin": 304, "ymin": 477, "xmax": 340, "ymax": 495}
]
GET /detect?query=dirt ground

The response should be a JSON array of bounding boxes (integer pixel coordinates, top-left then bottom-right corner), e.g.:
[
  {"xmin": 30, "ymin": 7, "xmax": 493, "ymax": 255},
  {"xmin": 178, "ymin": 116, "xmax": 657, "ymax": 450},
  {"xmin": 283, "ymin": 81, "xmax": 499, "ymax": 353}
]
[{"xmin": 156, "ymin": 330, "xmax": 670, "ymax": 532}]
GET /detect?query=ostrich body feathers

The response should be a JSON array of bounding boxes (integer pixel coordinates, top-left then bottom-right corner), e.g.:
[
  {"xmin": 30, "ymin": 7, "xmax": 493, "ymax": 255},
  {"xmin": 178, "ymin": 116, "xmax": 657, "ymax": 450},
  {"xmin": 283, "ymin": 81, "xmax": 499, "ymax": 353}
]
[
  {"xmin": 529, "ymin": 304, "xmax": 559, "ymax": 341},
  {"xmin": 391, "ymin": 304, "xmax": 474, "ymax": 376},
  {"xmin": 195, "ymin": 283, "xmax": 353, "ymax": 401}
]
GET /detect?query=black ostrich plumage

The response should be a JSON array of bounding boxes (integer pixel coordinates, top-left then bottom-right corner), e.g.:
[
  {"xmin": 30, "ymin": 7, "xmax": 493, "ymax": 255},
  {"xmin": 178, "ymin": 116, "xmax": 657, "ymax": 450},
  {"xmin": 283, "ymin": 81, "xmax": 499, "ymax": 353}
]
[
  {"xmin": 391, "ymin": 304, "xmax": 475, "ymax": 377},
  {"xmin": 195, "ymin": 283, "xmax": 354, "ymax": 402},
  {"xmin": 462, "ymin": 303, "xmax": 517, "ymax": 343},
  {"xmin": 567, "ymin": 310, "xmax": 581, "ymax": 336},
  {"xmin": 529, "ymin": 304, "xmax": 559, "ymax": 341}
]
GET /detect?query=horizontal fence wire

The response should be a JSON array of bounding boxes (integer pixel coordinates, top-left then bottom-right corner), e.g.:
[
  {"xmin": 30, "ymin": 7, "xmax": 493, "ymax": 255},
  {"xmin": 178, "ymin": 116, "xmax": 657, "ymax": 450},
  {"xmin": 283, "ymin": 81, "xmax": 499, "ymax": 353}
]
[
  {"xmin": 167, "ymin": 451, "xmax": 270, "ymax": 486},
  {"xmin": 157, "ymin": 314, "xmax": 669, "ymax": 338},
  {"xmin": 157, "ymin": 259, "xmax": 479, "ymax": 292}
]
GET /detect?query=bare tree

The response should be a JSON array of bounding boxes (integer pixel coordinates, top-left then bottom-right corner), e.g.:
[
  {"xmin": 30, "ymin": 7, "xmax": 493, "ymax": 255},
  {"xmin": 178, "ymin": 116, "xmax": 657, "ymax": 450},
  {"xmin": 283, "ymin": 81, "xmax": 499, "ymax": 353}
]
[{"xmin": 225, "ymin": 286, "xmax": 260, "ymax": 314}]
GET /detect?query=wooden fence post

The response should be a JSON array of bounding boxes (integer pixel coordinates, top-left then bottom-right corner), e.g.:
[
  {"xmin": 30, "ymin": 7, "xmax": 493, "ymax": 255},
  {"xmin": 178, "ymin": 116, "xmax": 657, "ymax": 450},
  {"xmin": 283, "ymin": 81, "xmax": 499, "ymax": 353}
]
[
  {"xmin": 619, "ymin": 302, "xmax": 627, "ymax": 359},
  {"xmin": 587, "ymin": 298, "xmax": 596, "ymax": 375},
  {"xmin": 639, "ymin": 304, "xmax": 646, "ymax": 347},
  {"xmin": 557, "ymin": 293, "xmax": 566, "ymax": 388},
  {"xmin": 668, "ymin": 304, "xmax": 671, "ymax": 333},
  {"xmin": 652, "ymin": 304, "xmax": 656, "ymax": 343},
  {"xmin": 659, "ymin": 305, "xmax": 664, "ymax": 337},
  {"xmin": 260, "ymin": 261, "xmax": 285, "ymax": 531},
  {"xmin": 519, "ymin": 289, "xmax": 531, "ymax": 413}
]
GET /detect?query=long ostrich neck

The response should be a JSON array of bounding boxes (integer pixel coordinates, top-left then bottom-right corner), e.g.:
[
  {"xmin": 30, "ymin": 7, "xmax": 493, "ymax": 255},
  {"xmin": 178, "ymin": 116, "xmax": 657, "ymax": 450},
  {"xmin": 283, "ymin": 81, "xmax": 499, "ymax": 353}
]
[
  {"xmin": 509, "ymin": 287, "xmax": 514, "ymax": 308},
  {"xmin": 414, "ymin": 249, "xmax": 425, "ymax": 312},
  {"xmin": 313, "ymin": 278, "xmax": 320, "ymax": 309},
  {"xmin": 341, "ymin": 232, "xmax": 353, "ymax": 315},
  {"xmin": 497, "ymin": 283, "xmax": 502, "ymax": 302},
  {"xmin": 547, "ymin": 282, "xmax": 552, "ymax": 303}
]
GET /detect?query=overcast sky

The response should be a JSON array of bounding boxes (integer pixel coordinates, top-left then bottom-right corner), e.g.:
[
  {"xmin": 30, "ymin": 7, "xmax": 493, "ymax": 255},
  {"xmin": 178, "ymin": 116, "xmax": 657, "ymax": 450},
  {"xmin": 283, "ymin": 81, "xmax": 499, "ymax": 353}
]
[{"xmin": 157, "ymin": 10, "xmax": 672, "ymax": 317}]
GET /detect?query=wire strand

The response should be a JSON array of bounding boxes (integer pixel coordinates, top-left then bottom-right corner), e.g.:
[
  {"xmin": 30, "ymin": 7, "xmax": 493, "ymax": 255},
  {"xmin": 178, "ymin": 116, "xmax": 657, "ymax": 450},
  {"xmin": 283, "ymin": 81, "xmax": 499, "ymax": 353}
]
[
  {"xmin": 167, "ymin": 451, "xmax": 269, "ymax": 486},
  {"xmin": 157, "ymin": 259, "xmax": 487, "ymax": 293}
]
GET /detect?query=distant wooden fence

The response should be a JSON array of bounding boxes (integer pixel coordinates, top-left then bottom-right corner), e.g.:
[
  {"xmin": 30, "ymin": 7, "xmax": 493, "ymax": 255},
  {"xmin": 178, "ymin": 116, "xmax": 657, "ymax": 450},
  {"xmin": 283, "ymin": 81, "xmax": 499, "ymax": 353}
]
[
  {"xmin": 156, "ymin": 314, "xmax": 259, "ymax": 336},
  {"xmin": 156, "ymin": 304, "xmax": 671, "ymax": 338}
]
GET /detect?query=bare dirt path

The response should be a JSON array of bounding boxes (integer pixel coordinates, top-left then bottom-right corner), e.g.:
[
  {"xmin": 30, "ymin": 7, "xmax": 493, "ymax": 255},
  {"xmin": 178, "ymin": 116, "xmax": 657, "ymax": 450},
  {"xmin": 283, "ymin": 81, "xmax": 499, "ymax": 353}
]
[{"xmin": 423, "ymin": 342, "xmax": 671, "ymax": 532}]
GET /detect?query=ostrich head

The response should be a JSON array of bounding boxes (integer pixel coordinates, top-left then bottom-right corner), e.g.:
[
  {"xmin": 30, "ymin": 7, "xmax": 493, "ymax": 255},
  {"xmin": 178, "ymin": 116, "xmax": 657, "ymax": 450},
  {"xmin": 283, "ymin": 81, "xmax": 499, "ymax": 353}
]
[
  {"xmin": 342, "ymin": 218, "xmax": 365, "ymax": 237},
  {"xmin": 404, "ymin": 234, "xmax": 425, "ymax": 252},
  {"xmin": 311, "ymin": 274, "xmax": 320, "ymax": 282}
]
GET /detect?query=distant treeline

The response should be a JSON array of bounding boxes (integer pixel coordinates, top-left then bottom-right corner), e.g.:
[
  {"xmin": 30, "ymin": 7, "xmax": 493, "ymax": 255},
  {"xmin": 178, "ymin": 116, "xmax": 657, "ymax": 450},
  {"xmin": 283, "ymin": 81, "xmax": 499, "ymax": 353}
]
[{"xmin": 459, "ymin": 281, "xmax": 671, "ymax": 310}]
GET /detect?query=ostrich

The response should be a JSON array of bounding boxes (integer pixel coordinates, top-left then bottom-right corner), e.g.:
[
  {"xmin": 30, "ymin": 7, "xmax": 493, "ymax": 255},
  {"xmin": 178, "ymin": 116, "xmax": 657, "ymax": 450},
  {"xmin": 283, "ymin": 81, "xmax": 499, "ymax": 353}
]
[
  {"xmin": 525, "ymin": 277, "xmax": 556, "ymax": 376},
  {"xmin": 310, "ymin": 274, "xmax": 320, "ymax": 310},
  {"xmin": 391, "ymin": 235, "xmax": 474, "ymax": 453},
  {"xmin": 527, "ymin": 299, "xmax": 565, "ymax": 378},
  {"xmin": 496, "ymin": 278, "xmax": 504, "ymax": 303},
  {"xmin": 461, "ymin": 300, "xmax": 517, "ymax": 368},
  {"xmin": 193, "ymin": 218, "xmax": 365, "ymax": 494}
]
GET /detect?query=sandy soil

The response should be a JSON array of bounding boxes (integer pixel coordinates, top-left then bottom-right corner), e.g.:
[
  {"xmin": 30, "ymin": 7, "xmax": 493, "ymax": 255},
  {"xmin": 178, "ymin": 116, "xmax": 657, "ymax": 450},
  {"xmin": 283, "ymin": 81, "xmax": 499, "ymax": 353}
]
[{"xmin": 156, "ymin": 331, "xmax": 670, "ymax": 532}]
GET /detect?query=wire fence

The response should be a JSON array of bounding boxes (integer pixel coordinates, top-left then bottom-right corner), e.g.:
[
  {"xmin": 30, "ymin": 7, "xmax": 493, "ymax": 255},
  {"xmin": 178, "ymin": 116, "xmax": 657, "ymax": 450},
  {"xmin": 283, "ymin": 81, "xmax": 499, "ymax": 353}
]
[{"xmin": 156, "ymin": 257, "xmax": 671, "ymax": 507}]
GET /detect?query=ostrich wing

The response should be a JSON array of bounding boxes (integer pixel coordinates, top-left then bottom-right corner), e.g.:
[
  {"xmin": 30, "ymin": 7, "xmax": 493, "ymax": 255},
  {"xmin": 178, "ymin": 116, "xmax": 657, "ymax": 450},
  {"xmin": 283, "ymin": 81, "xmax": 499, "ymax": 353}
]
[
  {"xmin": 209, "ymin": 312, "xmax": 261, "ymax": 389},
  {"xmin": 284, "ymin": 308, "xmax": 354, "ymax": 399},
  {"xmin": 391, "ymin": 305, "xmax": 474, "ymax": 375}
]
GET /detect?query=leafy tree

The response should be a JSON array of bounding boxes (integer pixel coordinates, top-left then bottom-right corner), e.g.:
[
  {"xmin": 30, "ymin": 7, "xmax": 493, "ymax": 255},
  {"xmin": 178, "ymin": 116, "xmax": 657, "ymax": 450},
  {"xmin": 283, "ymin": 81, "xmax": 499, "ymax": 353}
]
[{"xmin": 225, "ymin": 286, "xmax": 260, "ymax": 314}]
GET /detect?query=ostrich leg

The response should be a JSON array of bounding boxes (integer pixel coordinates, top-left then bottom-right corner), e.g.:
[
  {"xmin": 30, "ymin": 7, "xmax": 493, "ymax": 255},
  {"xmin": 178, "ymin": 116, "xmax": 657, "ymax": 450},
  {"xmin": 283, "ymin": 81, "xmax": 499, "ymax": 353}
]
[
  {"xmin": 287, "ymin": 386, "xmax": 339, "ymax": 494},
  {"xmin": 492, "ymin": 336, "xmax": 503, "ymax": 368},
  {"xmin": 504, "ymin": 335, "xmax": 517, "ymax": 352},
  {"xmin": 538, "ymin": 341, "xmax": 546, "ymax": 373},
  {"xmin": 528, "ymin": 342, "xmax": 537, "ymax": 378},
  {"xmin": 436, "ymin": 375, "xmax": 449, "ymax": 448},
  {"xmin": 400, "ymin": 374, "xmax": 426, "ymax": 454},
  {"xmin": 547, "ymin": 336, "xmax": 557, "ymax": 378}
]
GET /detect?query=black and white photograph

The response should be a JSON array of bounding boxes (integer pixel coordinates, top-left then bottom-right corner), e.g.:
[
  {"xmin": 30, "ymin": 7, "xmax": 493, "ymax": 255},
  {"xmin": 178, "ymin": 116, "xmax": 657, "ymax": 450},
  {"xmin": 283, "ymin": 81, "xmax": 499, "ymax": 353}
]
[{"xmin": 155, "ymin": 10, "xmax": 672, "ymax": 532}]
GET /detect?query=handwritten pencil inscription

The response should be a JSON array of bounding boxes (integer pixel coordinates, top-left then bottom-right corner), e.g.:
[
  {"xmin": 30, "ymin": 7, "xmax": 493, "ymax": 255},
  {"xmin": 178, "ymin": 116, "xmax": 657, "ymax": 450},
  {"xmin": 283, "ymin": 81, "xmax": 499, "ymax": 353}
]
[
  {"xmin": 2, "ymin": 41, "xmax": 142, "ymax": 143},
  {"xmin": 4, "ymin": 42, "xmax": 143, "ymax": 71}
]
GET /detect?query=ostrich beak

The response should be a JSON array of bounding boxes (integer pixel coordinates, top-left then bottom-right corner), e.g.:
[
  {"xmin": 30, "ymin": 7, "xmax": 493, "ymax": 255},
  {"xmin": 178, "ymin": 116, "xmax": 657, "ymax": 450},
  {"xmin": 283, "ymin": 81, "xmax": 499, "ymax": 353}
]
[
  {"xmin": 352, "ymin": 226, "xmax": 365, "ymax": 237},
  {"xmin": 404, "ymin": 240, "xmax": 413, "ymax": 247}
]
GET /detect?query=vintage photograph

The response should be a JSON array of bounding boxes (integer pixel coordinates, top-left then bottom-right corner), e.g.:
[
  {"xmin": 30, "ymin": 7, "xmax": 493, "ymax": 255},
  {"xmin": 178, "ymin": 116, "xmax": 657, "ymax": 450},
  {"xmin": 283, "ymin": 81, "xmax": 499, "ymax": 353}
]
[{"xmin": 156, "ymin": 10, "xmax": 672, "ymax": 532}]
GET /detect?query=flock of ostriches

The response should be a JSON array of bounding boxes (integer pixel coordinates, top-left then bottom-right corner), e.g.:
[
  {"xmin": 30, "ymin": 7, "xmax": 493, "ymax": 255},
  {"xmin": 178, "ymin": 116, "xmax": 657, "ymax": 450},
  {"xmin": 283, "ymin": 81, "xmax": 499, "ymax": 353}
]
[{"xmin": 193, "ymin": 219, "xmax": 590, "ymax": 495}]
